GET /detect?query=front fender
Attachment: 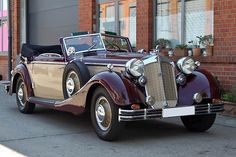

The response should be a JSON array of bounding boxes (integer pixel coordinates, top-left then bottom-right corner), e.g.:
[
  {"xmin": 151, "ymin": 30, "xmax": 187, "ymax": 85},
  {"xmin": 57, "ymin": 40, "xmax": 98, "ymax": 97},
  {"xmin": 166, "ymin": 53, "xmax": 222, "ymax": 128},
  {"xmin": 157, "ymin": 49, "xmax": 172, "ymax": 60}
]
[
  {"xmin": 177, "ymin": 69, "xmax": 220, "ymax": 107},
  {"xmin": 10, "ymin": 64, "xmax": 34, "ymax": 99},
  {"xmin": 87, "ymin": 71, "xmax": 145, "ymax": 106},
  {"xmin": 56, "ymin": 71, "xmax": 145, "ymax": 112}
]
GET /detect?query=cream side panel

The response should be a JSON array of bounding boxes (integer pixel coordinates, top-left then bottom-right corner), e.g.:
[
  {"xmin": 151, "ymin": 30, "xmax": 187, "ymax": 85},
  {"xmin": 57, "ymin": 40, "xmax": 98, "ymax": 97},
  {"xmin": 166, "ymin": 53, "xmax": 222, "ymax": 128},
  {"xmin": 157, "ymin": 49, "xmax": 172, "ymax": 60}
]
[{"xmin": 31, "ymin": 63, "xmax": 65, "ymax": 100}]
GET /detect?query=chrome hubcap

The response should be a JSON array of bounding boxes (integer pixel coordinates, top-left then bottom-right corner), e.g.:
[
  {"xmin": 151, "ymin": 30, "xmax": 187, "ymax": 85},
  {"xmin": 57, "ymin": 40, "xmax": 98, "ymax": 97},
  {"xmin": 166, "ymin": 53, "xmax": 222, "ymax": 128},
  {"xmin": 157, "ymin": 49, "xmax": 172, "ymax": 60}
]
[
  {"xmin": 66, "ymin": 78, "xmax": 75, "ymax": 95},
  {"xmin": 95, "ymin": 96, "xmax": 112, "ymax": 131},
  {"xmin": 17, "ymin": 82, "xmax": 25, "ymax": 107},
  {"xmin": 66, "ymin": 71, "xmax": 80, "ymax": 97}
]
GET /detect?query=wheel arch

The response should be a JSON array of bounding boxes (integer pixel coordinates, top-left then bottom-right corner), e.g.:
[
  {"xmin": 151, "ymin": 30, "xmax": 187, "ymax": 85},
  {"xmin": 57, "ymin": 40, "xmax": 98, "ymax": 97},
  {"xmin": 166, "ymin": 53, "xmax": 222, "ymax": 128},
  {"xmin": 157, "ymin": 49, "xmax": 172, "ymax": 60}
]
[
  {"xmin": 84, "ymin": 72, "xmax": 145, "ymax": 109},
  {"xmin": 10, "ymin": 64, "xmax": 34, "ymax": 99},
  {"xmin": 177, "ymin": 69, "xmax": 220, "ymax": 107}
]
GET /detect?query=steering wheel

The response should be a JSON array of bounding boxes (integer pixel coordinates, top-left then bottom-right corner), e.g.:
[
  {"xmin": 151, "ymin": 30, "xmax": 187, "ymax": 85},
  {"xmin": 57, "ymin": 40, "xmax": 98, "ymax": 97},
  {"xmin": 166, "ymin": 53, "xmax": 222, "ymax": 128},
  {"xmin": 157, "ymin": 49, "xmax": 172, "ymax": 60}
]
[{"xmin": 104, "ymin": 39, "xmax": 121, "ymax": 51}]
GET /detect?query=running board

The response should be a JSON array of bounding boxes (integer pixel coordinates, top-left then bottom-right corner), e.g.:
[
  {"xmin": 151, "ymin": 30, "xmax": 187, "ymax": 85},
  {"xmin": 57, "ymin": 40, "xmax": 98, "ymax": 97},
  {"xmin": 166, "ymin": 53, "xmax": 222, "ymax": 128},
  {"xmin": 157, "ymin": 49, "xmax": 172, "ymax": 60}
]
[{"xmin": 29, "ymin": 97, "xmax": 61, "ymax": 106}]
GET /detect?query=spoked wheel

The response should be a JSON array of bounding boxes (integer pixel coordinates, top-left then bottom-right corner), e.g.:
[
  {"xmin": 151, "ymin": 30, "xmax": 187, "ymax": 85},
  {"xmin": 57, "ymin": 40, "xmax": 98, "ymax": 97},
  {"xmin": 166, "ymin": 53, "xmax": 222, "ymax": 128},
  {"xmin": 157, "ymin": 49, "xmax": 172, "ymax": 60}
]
[
  {"xmin": 16, "ymin": 77, "xmax": 35, "ymax": 114},
  {"xmin": 65, "ymin": 71, "xmax": 80, "ymax": 97},
  {"xmin": 91, "ymin": 87, "xmax": 123, "ymax": 141},
  {"xmin": 181, "ymin": 114, "xmax": 216, "ymax": 132}
]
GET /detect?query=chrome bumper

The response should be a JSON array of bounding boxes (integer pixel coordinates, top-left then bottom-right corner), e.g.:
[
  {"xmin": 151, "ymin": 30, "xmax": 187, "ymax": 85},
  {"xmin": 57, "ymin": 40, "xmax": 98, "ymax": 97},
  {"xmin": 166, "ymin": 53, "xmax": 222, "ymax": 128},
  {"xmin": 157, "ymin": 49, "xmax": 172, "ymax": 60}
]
[{"xmin": 118, "ymin": 103, "xmax": 224, "ymax": 122}]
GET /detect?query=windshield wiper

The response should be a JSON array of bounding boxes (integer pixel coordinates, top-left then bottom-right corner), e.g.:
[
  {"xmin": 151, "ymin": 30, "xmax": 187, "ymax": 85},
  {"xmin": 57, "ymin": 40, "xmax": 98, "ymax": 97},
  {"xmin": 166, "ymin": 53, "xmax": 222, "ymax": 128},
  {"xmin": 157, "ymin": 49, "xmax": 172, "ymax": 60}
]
[{"xmin": 87, "ymin": 43, "xmax": 97, "ymax": 51}]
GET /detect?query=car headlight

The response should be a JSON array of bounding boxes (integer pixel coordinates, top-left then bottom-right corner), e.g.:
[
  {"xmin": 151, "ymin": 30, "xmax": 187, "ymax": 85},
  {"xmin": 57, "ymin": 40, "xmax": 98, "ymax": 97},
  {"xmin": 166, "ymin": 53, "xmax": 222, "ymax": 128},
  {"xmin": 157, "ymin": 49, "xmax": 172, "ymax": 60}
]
[
  {"xmin": 177, "ymin": 57, "xmax": 198, "ymax": 74},
  {"xmin": 126, "ymin": 58, "xmax": 144, "ymax": 77}
]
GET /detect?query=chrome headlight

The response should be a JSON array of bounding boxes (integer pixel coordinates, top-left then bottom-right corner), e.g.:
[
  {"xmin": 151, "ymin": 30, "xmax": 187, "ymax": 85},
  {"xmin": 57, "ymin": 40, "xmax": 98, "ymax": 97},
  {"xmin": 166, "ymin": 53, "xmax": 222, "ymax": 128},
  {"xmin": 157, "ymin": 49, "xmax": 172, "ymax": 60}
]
[
  {"xmin": 125, "ymin": 58, "xmax": 144, "ymax": 77},
  {"xmin": 177, "ymin": 57, "xmax": 198, "ymax": 74}
]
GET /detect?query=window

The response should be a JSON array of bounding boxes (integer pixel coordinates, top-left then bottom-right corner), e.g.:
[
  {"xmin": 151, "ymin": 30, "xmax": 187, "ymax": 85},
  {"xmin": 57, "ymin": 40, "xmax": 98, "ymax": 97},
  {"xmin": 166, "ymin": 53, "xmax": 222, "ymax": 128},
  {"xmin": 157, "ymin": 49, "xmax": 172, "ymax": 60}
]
[
  {"xmin": 155, "ymin": 0, "xmax": 214, "ymax": 47},
  {"xmin": 97, "ymin": 0, "xmax": 137, "ymax": 47},
  {"xmin": 0, "ymin": 0, "xmax": 8, "ymax": 54}
]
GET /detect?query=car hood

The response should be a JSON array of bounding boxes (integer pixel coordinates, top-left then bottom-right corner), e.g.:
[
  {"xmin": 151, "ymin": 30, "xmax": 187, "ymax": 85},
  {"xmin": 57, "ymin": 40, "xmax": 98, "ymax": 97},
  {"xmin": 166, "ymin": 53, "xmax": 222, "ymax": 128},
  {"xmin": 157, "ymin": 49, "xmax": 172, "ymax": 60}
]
[{"xmin": 80, "ymin": 52, "xmax": 151, "ymax": 66}]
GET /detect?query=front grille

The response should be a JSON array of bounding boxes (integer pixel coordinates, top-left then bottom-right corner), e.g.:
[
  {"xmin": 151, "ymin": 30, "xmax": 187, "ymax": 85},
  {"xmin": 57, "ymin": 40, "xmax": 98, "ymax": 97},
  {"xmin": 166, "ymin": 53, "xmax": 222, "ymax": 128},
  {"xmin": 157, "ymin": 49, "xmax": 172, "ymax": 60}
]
[
  {"xmin": 161, "ymin": 62, "xmax": 178, "ymax": 100},
  {"xmin": 144, "ymin": 56, "xmax": 177, "ymax": 109}
]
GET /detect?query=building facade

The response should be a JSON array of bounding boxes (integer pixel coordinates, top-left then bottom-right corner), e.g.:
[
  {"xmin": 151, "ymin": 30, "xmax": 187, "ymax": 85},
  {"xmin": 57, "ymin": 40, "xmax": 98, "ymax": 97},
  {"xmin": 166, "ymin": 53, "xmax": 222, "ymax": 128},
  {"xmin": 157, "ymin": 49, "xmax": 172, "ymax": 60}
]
[{"xmin": 0, "ymin": 0, "xmax": 236, "ymax": 91}]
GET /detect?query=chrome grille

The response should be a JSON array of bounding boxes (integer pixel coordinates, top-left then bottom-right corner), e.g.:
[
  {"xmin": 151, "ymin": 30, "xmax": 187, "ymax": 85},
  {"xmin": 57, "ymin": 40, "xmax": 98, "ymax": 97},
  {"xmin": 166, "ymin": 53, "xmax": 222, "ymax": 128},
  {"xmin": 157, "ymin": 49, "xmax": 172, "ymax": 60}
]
[
  {"xmin": 161, "ymin": 62, "xmax": 178, "ymax": 100},
  {"xmin": 144, "ymin": 56, "xmax": 177, "ymax": 109}
]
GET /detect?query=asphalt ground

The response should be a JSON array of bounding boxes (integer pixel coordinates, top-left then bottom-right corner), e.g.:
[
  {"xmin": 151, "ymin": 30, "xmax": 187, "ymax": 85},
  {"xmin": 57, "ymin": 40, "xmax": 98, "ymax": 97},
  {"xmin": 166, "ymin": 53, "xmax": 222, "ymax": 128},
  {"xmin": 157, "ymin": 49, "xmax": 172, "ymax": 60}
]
[{"xmin": 0, "ymin": 83, "xmax": 236, "ymax": 157}]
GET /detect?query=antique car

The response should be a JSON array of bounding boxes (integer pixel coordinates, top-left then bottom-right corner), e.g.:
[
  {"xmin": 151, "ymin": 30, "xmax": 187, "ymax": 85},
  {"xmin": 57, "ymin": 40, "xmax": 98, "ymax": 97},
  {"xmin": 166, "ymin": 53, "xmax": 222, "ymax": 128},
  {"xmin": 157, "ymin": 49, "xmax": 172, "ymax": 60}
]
[{"xmin": 5, "ymin": 33, "xmax": 224, "ymax": 141}]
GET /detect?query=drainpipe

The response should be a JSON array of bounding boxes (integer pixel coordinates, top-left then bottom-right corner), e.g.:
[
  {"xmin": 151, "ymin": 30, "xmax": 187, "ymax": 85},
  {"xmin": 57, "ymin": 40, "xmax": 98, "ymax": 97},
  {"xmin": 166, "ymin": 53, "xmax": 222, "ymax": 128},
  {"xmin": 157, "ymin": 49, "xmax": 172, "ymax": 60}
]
[{"xmin": 8, "ymin": 0, "xmax": 12, "ymax": 81}]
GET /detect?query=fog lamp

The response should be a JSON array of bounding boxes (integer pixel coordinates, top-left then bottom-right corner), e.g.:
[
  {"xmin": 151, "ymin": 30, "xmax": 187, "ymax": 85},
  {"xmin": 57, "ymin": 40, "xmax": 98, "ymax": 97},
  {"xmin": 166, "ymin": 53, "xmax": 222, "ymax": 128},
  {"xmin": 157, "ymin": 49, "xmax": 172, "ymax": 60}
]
[
  {"xmin": 193, "ymin": 93, "xmax": 203, "ymax": 103},
  {"xmin": 138, "ymin": 76, "xmax": 147, "ymax": 87},
  {"xmin": 146, "ymin": 96, "xmax": 155, "ymax": 106},
  {"xmin": 176, "ymin": 73, "xmax": 187, "ymax": 86}
]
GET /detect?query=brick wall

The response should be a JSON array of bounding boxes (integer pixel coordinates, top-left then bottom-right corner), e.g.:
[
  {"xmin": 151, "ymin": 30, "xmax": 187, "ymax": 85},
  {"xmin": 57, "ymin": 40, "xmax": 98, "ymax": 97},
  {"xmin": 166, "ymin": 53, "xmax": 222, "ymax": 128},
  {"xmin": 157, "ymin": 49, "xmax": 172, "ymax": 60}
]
[
  {"xmin": 214, "ymin": 0, "xmax": 236, "ymax": 56},
  {"xmin": 79, "ymin": 0, "xmax": 96, "ymax": 33},
  {"xmin": 197, "ymin": 0, "xmax": 236, "ymax": 91},
  {"xmin": 0, "ymin": 56, "xmax": 8, "ymax": 80},
  {"xmin": 12, "ymin": 0, "xmax": 20, "ymax": 63},
  {"xmin": 201, "ymin": 63, "xmax": 236, "ymax": 90}
]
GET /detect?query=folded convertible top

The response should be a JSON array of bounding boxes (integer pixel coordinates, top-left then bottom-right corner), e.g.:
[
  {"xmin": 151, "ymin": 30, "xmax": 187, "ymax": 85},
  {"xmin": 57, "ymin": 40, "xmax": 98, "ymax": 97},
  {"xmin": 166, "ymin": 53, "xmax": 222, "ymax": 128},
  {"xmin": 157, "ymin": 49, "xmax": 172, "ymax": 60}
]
[{"xmin": 21, "ymin": 44, "xmax": 62, "ymax": 58}]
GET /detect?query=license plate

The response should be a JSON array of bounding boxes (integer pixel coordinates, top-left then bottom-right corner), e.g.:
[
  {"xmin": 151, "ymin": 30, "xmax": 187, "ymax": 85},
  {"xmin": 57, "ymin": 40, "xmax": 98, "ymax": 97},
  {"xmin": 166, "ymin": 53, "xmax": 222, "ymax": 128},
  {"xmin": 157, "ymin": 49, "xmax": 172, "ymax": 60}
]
[{"xmin": 163, "ymin": 106, "xmax": 195, "ymax": 118}]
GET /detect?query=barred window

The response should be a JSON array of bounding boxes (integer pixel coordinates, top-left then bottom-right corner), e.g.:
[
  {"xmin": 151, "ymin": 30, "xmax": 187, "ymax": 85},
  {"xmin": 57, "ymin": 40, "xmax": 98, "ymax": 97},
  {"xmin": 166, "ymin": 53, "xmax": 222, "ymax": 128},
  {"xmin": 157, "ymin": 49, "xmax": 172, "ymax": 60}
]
[
  {"xmin": 97, "ymin": 0, "xmax": 137, "ymax": 47},
  {"xmin": 155, "ymin": 0, "xmax": 214, "ymax": 47}
]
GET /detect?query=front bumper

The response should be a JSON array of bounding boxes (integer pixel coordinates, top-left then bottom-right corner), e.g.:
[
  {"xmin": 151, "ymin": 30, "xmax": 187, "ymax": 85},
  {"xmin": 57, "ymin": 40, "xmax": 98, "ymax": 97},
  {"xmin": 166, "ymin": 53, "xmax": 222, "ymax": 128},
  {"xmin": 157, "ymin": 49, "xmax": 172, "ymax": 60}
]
[{"xmin": 119, "ymin": 103, "xmax": 224, "ymax": 122}]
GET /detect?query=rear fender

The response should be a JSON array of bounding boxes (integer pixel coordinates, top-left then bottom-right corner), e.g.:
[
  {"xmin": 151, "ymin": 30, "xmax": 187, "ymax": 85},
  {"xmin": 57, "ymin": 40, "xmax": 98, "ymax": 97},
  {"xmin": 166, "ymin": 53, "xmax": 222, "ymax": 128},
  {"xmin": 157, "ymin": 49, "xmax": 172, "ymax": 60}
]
[
  {"xmin": 10, "ymin": 64, "xmax": 34, "ymax": 99},
  {"xmin": 177, "ymin": 69, "xmax": 220, "ymax": 107}
]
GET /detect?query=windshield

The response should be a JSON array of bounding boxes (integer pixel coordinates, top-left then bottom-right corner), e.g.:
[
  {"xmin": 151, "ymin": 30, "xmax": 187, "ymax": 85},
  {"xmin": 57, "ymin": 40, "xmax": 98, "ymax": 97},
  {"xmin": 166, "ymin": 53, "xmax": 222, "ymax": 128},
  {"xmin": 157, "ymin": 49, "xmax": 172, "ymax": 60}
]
[
  {"xmin": 102, "ymin": 35, "xmax": 131, "ymax": 52},
  {"xmin": 64, "ymin": 33, "xmax": 132, "ymax": 56},
  {"xmin": 64, "ymin": 34, "xmax": 105, "ymax": 56}
]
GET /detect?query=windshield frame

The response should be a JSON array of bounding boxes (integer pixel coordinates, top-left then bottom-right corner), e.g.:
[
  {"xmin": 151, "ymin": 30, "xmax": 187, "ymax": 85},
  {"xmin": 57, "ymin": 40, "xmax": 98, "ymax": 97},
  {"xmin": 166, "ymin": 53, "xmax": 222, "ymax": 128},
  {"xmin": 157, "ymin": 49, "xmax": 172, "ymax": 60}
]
[
  {"xmin": 63, "ymin": 33, "xmax": 106, "ymax": 56},
  {"xmin": 63, "ymin": 33, "xmax": 133, "ymax": 56},
  {"xmin": 101, "ymin": 33, "xmax": 133, "ymax": 53}
]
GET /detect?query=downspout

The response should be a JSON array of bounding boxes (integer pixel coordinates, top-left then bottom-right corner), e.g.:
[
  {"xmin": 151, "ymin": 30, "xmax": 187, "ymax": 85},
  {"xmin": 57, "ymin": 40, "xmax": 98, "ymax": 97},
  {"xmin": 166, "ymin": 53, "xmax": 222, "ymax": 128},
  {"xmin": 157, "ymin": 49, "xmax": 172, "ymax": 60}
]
[{"xmin": 8, "ymin": 0, "xmax": 12, "ymax": 81}]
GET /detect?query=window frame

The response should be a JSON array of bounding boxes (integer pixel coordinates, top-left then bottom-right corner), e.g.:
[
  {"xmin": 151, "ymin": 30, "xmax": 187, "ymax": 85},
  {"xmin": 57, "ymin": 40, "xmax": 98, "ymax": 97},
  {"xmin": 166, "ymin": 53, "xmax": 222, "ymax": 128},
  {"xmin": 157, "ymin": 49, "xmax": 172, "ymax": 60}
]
[
  {"xmin": 96, "ymin": 0, "xmax": 137, "ymax": 47},
  {"xmin": 154, "ymin": 0, "xmax": 214, "ymax": 45}
]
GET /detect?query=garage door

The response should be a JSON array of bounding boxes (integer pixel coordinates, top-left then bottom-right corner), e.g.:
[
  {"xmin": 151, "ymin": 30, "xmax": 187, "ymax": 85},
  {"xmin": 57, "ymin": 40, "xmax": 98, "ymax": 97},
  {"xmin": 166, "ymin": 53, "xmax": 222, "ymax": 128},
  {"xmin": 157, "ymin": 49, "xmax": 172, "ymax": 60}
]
[{"xmin": 28, "ymin": 0, "xmax": 79, "ymax": 45}]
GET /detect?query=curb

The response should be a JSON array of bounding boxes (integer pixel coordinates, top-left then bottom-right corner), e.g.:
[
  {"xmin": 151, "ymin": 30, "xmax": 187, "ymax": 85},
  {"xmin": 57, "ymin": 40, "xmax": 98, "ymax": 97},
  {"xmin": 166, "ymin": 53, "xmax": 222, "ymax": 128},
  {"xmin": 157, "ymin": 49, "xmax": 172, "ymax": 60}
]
[{"xmin": 222, "ymin": 101, "xmax": 236, "ymax": 117}]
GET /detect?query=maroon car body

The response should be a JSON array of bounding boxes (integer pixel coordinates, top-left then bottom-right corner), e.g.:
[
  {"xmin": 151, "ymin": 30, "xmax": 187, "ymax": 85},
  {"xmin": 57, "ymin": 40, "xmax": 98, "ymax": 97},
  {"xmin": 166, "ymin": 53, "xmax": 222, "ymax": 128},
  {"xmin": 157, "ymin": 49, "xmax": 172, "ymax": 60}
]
[{"xmin": 6, "ymin": 33, "xmax": 224, "ymax": 141}]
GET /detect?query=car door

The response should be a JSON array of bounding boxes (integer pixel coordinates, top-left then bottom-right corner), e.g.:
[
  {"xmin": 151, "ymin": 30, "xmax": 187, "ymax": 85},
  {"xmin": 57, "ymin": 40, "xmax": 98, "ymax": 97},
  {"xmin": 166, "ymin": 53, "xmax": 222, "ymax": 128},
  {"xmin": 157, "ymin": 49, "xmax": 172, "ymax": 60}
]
[{"xmin": 27, "ymin": 55, "xmax": 66, "ymax": 100}]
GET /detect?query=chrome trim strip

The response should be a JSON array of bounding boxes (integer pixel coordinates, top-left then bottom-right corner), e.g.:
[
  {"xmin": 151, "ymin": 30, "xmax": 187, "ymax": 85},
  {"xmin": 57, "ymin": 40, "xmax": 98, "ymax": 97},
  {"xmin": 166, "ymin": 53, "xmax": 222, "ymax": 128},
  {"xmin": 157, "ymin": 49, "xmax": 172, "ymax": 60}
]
[
  {"xmin": 31, "ymin": 61, "xmax": 68, "ymax": 65},
  {"xmin": 118, "ymin": 103, "xmax": 224, "ymax": 122},
  {"xmin": 85, "ymin": 63, "xmax": 125, "ymax": 67}
]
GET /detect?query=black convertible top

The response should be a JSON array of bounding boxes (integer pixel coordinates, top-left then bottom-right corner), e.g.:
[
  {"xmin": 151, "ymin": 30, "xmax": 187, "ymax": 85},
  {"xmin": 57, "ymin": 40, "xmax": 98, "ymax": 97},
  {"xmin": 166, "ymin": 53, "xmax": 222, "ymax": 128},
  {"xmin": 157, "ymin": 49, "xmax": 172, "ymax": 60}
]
[{"xmin": 21, "ymin": 44, "xmax": 62, "ymax": 59}]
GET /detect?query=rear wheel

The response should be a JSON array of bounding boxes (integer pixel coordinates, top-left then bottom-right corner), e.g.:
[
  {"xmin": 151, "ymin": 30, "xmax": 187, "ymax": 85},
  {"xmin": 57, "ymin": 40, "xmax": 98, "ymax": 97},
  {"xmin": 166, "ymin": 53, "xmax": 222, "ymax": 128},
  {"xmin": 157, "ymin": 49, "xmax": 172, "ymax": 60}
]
[
  {"xmin": 91, "ymin": 87, "xmax": 123, "ymax": 141},
  {"xmin": 16, "ymin": 77, "xmax": 35, "ymax": 114},
  {"xmin": 181, "ymin": 114, "xmax": 216, "ymax": 132}
]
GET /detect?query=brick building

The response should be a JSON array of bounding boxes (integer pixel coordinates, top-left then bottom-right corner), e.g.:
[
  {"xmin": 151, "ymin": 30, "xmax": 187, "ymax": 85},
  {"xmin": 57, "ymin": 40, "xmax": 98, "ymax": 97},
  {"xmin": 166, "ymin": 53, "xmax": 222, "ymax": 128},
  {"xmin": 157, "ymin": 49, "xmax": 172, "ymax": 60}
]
[{"xmin": 0, "ymin": 0, "xmax": 236, "ymax": 91}]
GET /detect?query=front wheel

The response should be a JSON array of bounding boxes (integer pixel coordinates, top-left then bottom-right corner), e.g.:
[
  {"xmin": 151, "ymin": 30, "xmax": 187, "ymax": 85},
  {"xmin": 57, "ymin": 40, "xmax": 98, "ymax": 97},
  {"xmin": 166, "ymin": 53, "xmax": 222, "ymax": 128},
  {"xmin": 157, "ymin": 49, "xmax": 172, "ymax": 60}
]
[
  {"xmin": 91, "ymin": 87, "xmax": 123, "ymax": 141},
  {"xmin": 16, "ymin": 77, "xmax": 35, "ymax": 114},
  {"xmin": 181, "ymin": 114, "xmax": 216, "ymax": 132}
]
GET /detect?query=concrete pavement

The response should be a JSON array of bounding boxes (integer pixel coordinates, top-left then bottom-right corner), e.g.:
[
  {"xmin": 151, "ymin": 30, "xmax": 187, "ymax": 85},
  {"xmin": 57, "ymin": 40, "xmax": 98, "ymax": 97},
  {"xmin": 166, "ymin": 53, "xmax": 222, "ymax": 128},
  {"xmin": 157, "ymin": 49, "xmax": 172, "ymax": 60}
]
[{"xmin": 0, "ymin": 83, "xmax": 236, "ymax": 157}]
